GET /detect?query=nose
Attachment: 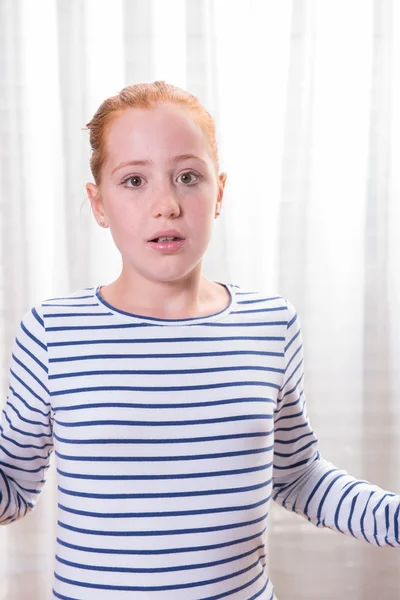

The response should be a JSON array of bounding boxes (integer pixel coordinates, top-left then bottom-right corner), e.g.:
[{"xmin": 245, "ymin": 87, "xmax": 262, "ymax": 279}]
[{"xmin": 150, "ymin": 182, "xmax": 181, "ymax": 219}]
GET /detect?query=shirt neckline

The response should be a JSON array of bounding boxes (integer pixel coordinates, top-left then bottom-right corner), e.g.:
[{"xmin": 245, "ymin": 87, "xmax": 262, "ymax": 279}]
[{"xmin": 94, "ymin": 282, "xmax": 237, "ymax": 325}]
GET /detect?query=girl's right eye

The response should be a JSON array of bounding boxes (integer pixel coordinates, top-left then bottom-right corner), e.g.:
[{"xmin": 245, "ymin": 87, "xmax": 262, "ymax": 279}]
[{"xmin": 122, "ymin": 175, "xmax": 143, "ymax": 188}]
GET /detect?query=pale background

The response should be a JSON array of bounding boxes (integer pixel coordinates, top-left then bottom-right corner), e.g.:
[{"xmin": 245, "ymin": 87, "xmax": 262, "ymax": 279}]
[{"xmin": 1, "ymin": 0, "xmax": 400, "ymax": 599}]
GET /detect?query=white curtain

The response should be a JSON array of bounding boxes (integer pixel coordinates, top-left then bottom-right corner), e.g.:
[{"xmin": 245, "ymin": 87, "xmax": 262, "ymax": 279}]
[{"xmin": 1, "ymin": 0, "xmax": 400, "ymax": 598}]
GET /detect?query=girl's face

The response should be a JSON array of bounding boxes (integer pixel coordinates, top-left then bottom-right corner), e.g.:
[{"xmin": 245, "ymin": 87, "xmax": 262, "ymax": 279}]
[{"xmin": 87, "ymin": 103, "xmax": 226, "ymax": 285}]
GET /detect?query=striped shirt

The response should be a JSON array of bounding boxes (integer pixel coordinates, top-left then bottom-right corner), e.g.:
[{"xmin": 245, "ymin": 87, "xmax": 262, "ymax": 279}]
[{"xmin": 1, "ymin": 283, "xmax": 399, "ymax": 600}]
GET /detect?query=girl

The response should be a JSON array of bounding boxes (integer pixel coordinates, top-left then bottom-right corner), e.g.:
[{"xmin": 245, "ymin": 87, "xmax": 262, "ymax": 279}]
[{"xmin": 1, "ymin": 81, "xmax": 399, "ymax": 600}]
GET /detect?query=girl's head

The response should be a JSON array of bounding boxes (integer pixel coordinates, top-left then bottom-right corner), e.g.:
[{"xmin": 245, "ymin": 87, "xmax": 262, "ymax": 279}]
[
  {"xmin": 86, "ymin": 81, "xmax": 220, "ymax": 184},
  {"xmin": 85, "ymin": 81, "xmax": 227, "ymax": 286}
]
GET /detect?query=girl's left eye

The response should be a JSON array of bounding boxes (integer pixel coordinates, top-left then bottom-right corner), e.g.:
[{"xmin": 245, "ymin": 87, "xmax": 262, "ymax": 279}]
[{"xmin": 177, "ymin": 172, "xmax": 198, "ymax": 185}]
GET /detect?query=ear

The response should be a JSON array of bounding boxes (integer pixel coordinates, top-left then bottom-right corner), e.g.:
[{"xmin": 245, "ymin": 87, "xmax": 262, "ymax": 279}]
[
  {"xmin": 86, "ymin": 182, "xmax": 108, "ymax": 227},
  {"xmin": 216, "ymin": 172, "xmax": 227, "ymax": 214}
]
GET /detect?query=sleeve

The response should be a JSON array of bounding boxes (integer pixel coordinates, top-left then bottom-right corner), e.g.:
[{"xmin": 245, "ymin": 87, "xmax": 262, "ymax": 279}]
[
  {"xmin": 272, "ymin": 299, "xmax": 400, "ymax": 547},
  {"xmin": 0, "ymin": 304, "xmax": 54, "ymax": 524}
]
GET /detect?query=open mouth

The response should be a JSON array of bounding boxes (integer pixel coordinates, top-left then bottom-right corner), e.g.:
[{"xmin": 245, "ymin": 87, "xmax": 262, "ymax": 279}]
[{"xmin": 150, "ymin": 236, "xmax": 183, "ymax": 243}]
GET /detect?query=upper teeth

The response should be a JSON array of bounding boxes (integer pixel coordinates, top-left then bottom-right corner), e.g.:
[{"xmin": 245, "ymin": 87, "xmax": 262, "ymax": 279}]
[{"xmin": 157, "ymin": 236, "xmax": 176, "ymax": 242}]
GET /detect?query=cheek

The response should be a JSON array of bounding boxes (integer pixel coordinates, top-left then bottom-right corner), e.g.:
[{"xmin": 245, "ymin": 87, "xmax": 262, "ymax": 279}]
[
  {"xmin": 102, "ymin": 188, "xmax": 142, "ymax": 227},
  {"xmin": 188, "ymin": 205, "xmax": 214, "ymax": 234},
  {"xmin": 190, "ymin": 204, "xmax": 216, "ymax": 246},
  {"xmin": 185, "ymin": 184, "xmax": 217, "ymax": 218}
]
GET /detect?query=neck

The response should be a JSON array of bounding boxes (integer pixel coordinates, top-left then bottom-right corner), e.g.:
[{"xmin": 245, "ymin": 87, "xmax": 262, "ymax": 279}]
[{"xmin": 100, "ymin": 267, "xmax": 228, "ymax": 320}]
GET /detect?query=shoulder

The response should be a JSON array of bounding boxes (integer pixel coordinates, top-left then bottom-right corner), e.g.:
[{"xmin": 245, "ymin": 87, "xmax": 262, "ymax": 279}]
[
  {"xmin": 229, "ymin": 283, "xmax": 297, "ymax": 323},
  {"xmin": 20, "ymin": 286, "xmax": 98, "ymax": 327},
  {"xmin": 41, "ymin": 286, "xmax": 97, "ymax": 306}
]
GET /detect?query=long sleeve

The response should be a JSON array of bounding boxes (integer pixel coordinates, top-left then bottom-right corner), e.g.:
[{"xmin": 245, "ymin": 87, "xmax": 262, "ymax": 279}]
[
  {"xmin": 272, "ymin": 300, "xmax": 400, "ymax": 547},
  {"xmin": 0, "ymin": 304, "xmax": 54, "ymax": 524}
]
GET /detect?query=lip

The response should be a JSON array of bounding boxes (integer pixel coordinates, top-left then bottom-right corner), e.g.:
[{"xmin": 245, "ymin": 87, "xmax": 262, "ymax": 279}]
[{"xmin": 147, "ymin": 229, "xmax": 185, "ymax": 242}]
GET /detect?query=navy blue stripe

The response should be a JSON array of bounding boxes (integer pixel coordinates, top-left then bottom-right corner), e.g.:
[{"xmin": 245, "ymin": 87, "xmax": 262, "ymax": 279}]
[
  {"xmin": 276, "ymin": 389, "xmax": 303, "ymax": 411},
  {"xmin": 275, "ymin": 384, "xmax": 303, "ymax": 413},
  {"xmin": 280, "ymin": 359, "xmax": 303, "ymax": 391},
  {"xmin": 373, "ymin": 494, "xmax": 391, "ymax": 546},
  {"xmin": 0, "ymin": 459, "xmax": 44, "ymax": 474},
  {"xmin": 273, "ymin": 457, "xmax": 312, "ymax": 471},
  {"xmin": 334, "ymin": 481, "xmax": 366, "ymax": 532},
  {"xmin": 273, "ymin": 439, "xmax": 316, "ymax": 458},
  {"xmin": 0, "ymin": 428, "xmax": 52, "ymax": 450},
  {"xmin": 248, "ymin": 578, "xmax": 271, "ymax": 600},
  {"xmin": 48, "ymin": 335, "xmax": 285, "ymax": 347},
  {"xmin": 274, "ymin": 431, "xmax": 314, "ymax": 446},
  {"xmin": 46, "ymin": 293, "xmax": 93, "ymax": 300},
  {"xmin": 47, "ymin": 321, "xmax": 286, "ymax": 331},
  {"xmin": 58, "ymin": 478, "xmax": 271, "ymax": 499},
  {"xmin": 287, "ymin": 312, "xmax": 297, "ymax": 329},
  {"xmin": 50, "ymin": 349, "xmax": 284, "ymax": 363},
  {"xmin": 57, "ymin": 495, "xmax": 271, "ymax": 519},
  {"xmin": 55, "ymin": 413, "xmax": 273, "ymax": 428},
  {"xmin": 277, "ymin": 377, "xmax": 303, "ymax": 406},
  {"xmin": 360, "ymin": 492, "xmax": 374, "ymax": 543},
  {"xmin": 2, "ymin": 411, "xmax": 52, "ymax": 439},
  {"xmin": 280, "ymin": 363, "xmax": 303, "ymax": 397},
  {"xmin": 49, "ymin": 365, "xmax": 284, "ymax": 379},
  {"xmin": 51, "ymin": 380, "xmax": 280, "ymax": 397},
  {"xmin": 8, "ymin": 385, "xmax": 51, "ymax": 417},
  {"xmin": 54, "ymin": 397, "xmax": 275, "ymax": 412},
  {"xmin": 52, "ymin": 573, "xmax": 270, "ymax": 600},
  {"xmin": 53, "ymin": 590, "xmax": 78, "ymax": 600},
  {"xmin": 274, "ymin": 421, "xmax": 309, "ymax": 434},
  {"xmin": 55, "ymin": 543, "xmax": 265, "ymax": 573},
  {"xmin": 238, "ymin": 297, "xmax": 280, "ymax": 304},
  {"xmin": 20, "ymin": 320, "xmax": 46, "ymax": 351},
  {"xmin": 53, "ymin": 554, "xmax": 266, "ymax": 591},
  {"xmin": 348, "ymin": 493, "xmax": 358, "ymax": 537},
  {"xmin": 55, "ymin": 526, "xmax": 267, "ymax": 555},
  {"xmin": 53, "ymin": 429, "xmax": 273, "ymax": 445},
  {"xmin": 201, "ymin": 569, "xmax": 266, "ymax": 600},
  {"xmin": 317, "ymin": 474, "xmax": 346, "ymax": 521},
  {"xmin": 303, "ymin": 468, "xmax": 336, "ymax": 517},
  {"xmin": 373, "ymin": 496, "xmax": 385, "ymax": 546},
  {"xmin": 9, "ymin": 369, "xmax": 49, "ymax": 407},
  {"xmin": 0, "ymin": 443, "xmax": 49, "ymax": 463},
  {"xmin": 274, "ymin": 406, "xmax": 306, "ymax": 424},
  {"xmin": 0, "ymin": 471, "xmax": 11, "ymax": 520},
  {"xmin": 57, "ymin": 512, "xmax": 268, "ymax": 537},
  {"xmin": 54, "ymin": 445, "xmax": 274, "ymax": 462},
  {"xmin": 232, "ymin": 306, "xmax": 285, "ymax": 314},
  {"xmin": 44, "ymin": 312, "xmax": 112, "ymax": 318},
  {"xmin": 43, "ymin": 302, "xmax": 99, "ymax": 307},
  {"xmin": 7, "ymin": 401, "xmax": 50, "ymax": 428},
  {"xmin": 57, "ymin": 461, "xmax": 272, "ymax": 481},
  {"xmin": 284, "ymin": 329, "xmax": 300, "ymax": 353},
  {"xmin": 15, "ymin": 338, "xmax": 47, "ymax": 372},
  {"xmin": 283, "ymin": 345, "xmax": 301, "ymax": 374},
  {"xmin": 204, "ymin": 321, "xmax": 286, "ymax": 327}
]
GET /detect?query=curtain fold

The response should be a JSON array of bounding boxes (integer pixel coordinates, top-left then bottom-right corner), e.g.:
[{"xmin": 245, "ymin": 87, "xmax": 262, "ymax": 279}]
[
  {"xmin": 0, "ymin": 0, "xmax": 29, "ymax": 356},
  {"xmin": 362, "ymin": 0, "xmax": 394, "ymax": 483},
  {"xmin": 278, "ymin": 0, "xmax": 315, "ymax": 314},
  {"xmin": 57, "ymin": 0, "xmax": 91, "ymax": 292}
]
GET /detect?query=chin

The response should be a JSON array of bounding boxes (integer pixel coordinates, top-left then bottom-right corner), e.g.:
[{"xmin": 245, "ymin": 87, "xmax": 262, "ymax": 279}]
[{"xmin": 144, "ymin": 264, "xmax": 201, "ymax": 284}]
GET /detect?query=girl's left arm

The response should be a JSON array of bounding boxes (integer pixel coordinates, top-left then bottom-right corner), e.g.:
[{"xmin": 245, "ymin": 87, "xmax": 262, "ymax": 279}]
[{"xmin": 272, "ymin": 300, "xmax": 400, "ymax": 547}]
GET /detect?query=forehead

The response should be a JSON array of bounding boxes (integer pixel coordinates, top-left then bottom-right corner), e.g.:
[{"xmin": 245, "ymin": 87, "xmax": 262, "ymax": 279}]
[{"xmin": 104, "ymin": 104, "xmax": 211, "ymax": 164}]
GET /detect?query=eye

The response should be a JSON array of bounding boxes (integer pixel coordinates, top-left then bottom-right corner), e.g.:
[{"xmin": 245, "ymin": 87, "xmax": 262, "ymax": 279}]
[
  {"xmin": 122, "ymin": 175, "xmax": 143, "ymax": 188},
  {"xmin": 177, "ymin": 171, "xmax": 199, "ymax": 185}
]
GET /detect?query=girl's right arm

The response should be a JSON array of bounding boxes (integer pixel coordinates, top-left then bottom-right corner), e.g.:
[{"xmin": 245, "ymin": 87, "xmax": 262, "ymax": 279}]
[{"xmin": 0, "ymin": 305, "xmax": 54, "ymax": 524}]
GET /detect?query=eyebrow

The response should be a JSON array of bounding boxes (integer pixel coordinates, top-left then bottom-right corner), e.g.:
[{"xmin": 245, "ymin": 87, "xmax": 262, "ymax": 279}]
[{"xmin": 111, "ymin": 154, "xmax": 208, "ymax": 174}]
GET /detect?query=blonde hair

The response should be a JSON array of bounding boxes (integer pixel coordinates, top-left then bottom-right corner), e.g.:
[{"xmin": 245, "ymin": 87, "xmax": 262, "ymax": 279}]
[{"xmin": 85, "ymin": 81, "xmax": 219, "ymax": 184}]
